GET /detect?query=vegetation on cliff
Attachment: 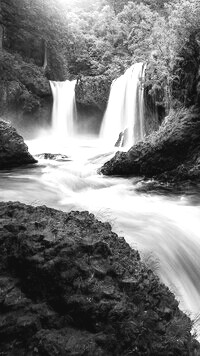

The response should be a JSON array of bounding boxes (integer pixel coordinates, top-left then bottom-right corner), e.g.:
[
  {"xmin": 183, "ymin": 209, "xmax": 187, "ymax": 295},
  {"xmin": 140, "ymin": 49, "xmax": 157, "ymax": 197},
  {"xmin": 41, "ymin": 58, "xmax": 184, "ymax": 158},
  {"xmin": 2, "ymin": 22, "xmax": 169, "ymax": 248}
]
[
  {"xmin": 94, "ymin": 0, "xmax": 200, "ymax": 182},
  {"xmin": 0, "ymin": 0, "xmax": 70, "ymax": 122},
  {"xmin": 0, "ymin": 51, "xmax": 50, "ymax": 114},
  {"xmin": 2, "ymin": 0, "xmax": 200, "ymax": 118}
]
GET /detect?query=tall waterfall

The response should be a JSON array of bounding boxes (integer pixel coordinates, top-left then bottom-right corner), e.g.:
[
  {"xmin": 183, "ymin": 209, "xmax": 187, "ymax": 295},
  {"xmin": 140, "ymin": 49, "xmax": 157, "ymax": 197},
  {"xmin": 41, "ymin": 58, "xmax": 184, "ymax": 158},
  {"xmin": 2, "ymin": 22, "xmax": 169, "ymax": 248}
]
[
  {"xmin": 49, "ymin": 79, "xmax": 77, "ymax": 142},
  {"xmin": 100, "ymin": 63, "xmax": 145, "ymax": 148}
]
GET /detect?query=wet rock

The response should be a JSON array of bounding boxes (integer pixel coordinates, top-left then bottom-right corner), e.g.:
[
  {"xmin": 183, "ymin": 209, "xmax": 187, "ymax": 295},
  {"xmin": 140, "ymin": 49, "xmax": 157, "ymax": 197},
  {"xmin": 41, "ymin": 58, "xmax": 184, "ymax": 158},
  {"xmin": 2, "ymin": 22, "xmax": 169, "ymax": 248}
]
[
  {"xmin": 75, "ymin": 75, "xmax": 111, "ymax": 112},
  {"xmin": 115, "ymin": 128, "xmax": 129, "ymax": 147},
  {"xmin": 35, "ymin": 153, "xmax": 70, "ymax": 161},
  {"xmin": 100, "ymin": 108, "xmax": 200, "ymax": 182},
  {"xmin": 0, "ymin": 201, "xmax": 198, "ymax": 355},
  {"xmin": 0, "ymin": 120, "xmax": 37, "ymax": 169}
]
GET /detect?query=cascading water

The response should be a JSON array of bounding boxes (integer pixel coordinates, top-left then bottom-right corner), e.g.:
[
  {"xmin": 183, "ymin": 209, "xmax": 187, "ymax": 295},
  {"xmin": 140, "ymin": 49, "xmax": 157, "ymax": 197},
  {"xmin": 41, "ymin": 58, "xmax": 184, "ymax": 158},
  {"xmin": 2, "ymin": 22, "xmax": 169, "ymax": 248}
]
[
  {"xmin": 2, "ymin": 142, "xmax": 200, "ymax": 339},
  {"xmin": 100, "ymin": 62, "xmax": 145, "ymax": 148},
  {"xmin": 49, "ymin": 79, "xmax": 77, "ymax": 142},
  {"xmin": 2, "ymin": 63, "xmax": 200, "ymax": 340}
]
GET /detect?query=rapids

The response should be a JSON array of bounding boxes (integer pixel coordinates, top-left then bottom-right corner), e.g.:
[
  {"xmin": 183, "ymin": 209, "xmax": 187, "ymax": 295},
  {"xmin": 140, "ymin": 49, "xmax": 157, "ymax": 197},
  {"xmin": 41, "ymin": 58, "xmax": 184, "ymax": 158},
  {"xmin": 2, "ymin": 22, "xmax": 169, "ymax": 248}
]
[{"xmin": 1, "ymin": 135, "xmax": 200, "ymax": 336}]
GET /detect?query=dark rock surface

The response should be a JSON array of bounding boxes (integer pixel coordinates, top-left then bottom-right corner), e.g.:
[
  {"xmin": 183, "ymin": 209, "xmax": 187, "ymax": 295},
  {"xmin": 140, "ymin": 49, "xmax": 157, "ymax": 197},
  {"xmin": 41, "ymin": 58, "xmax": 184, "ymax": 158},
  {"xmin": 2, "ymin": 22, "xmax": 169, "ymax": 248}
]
[
  {"xmin": 0, "ymin": 201, "xmax": 199, "ymax": 355},
  {"xmin": 76, "ymin": 75, "xmax": 112, "ymax": 112},
  {"xmin": 35, "ymin": 153, "xmax": 70, "ymax": 161},
  {"xmin": 0, "ymin": 120, "xmax": 37, "ymax": 169},
  {"xmin": 115, "ymin": 128, "xmax": 129, "ymax": 147},
  {"xmin": 100, "ymin": 108, "xmax": 200, "ymax": 182}
]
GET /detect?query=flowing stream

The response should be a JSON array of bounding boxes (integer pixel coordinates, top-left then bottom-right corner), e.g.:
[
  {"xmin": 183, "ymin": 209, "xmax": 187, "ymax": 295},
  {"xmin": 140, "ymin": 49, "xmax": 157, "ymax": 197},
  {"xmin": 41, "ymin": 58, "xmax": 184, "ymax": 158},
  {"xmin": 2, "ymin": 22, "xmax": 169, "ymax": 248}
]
[
  {"xmin": 1, "ymin": 136, "xmax": 200, "ymax": 337},
  {"xmin": 1, "ymin": 64, "xmax": 200, "ymax": 338}
]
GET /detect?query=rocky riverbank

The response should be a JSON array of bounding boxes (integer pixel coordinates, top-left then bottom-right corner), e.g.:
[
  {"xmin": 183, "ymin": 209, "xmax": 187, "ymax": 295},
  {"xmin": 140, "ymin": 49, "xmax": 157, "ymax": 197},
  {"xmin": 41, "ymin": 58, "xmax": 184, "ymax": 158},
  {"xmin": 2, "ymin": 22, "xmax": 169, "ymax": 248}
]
[
  {"xmin": 0, "ymin": 120, "xmax": 37, "ymax": 169},
  {"xmin": 100, "ymin": 107, "xmax": 200, "ymax": 183},
  {"xmin": 0, "ymin": 201, "xmax": 199, "ymax": 355}
]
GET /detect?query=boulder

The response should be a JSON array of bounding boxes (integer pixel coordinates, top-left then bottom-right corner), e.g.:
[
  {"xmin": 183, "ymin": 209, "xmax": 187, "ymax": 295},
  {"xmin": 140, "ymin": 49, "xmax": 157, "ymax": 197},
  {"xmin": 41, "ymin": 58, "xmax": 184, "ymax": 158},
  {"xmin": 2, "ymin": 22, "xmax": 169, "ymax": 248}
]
[
  {"xmin": 0, "ymin": 201, "xmax": 198, "ymax": 355},
  {"xmin": 35, "ymin": 153, "xmax": 70, "ymax": 161},
  {"xmin": 100, "ymin": 108, "xmax": 200, "ymax": 182},
  {"xmin": 0, "ymin": 120, "xmax": 37, "ymax": 169}
]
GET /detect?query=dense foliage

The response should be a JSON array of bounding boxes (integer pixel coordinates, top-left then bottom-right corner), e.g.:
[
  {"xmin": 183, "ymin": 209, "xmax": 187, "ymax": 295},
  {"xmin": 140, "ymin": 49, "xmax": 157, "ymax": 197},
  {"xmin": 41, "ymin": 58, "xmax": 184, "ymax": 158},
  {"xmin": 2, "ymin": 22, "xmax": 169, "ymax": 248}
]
[
  {"xmin": 1, "ymin": 0, "xmax": 200, "ymax": 114},
  {"xmin": 61, "ymin": 0, "xmax": 200, "ymax": 109}
]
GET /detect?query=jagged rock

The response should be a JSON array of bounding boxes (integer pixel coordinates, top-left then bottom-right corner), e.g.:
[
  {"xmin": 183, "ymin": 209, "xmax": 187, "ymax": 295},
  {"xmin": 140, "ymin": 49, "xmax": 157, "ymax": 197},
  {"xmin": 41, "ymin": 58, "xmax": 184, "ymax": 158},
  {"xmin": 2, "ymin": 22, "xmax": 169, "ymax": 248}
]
[
  {"xmin": 0, "ymin": 120, "xmax": 37, "ymax": 169},
  {"xmin": 100, "ymin": 108, "xmax": 200, "ymax": 182},
  {"xmin": 35, "ymin": 153, "xmax": 70, "ymax": 161},
  {"xmin": 0, "ymin": 201, "xmax": 199, "ymax": 355},
  {"xmin": 115, "ymin": 128, "xmax": 129, "ymax": 147}
]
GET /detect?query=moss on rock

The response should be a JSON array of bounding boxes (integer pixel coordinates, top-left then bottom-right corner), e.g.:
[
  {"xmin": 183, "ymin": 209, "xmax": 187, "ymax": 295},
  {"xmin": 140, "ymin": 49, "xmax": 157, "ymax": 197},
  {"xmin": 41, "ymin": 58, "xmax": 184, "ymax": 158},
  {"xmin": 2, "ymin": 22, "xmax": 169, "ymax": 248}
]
[{"xmin": 76, "ymin": 75, "xmax": 112, "ymax": 112}]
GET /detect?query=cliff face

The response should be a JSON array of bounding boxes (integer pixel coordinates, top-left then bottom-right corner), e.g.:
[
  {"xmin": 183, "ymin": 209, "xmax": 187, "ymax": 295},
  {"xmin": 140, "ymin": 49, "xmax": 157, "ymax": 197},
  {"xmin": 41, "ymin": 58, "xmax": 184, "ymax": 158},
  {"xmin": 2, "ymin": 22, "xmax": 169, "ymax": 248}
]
[
  {"xmin": 75, "ymin": 75, "xmax": 112, "ymax": 112},
  {"xmin": 0, "ymin": 0, "xmax": 70, "ymax": 79},
  {"xmin": 0, "ymin": 0, "xmax": 71, "ymax": 132}
]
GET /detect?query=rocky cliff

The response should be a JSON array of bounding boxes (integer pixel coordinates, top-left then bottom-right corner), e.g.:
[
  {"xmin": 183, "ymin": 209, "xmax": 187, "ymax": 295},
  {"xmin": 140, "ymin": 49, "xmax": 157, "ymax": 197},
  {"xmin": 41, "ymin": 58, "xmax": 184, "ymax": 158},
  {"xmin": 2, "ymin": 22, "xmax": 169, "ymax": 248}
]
[
  {"xmin": 75, "ymin": 75, "xmax": 112, "ymax": 113},
  {"xmin": 0, "ymin": 0, "xmax": 71, "ymax": 131}
]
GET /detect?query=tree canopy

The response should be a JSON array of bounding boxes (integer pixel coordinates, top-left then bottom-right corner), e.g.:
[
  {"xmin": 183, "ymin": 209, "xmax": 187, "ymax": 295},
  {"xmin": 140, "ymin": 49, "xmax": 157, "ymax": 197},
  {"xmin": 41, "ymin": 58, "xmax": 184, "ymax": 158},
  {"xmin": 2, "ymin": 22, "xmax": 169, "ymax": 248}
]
[{"xmin": 2, "ymin": 0, "xmax": 200, "ymax": 110}]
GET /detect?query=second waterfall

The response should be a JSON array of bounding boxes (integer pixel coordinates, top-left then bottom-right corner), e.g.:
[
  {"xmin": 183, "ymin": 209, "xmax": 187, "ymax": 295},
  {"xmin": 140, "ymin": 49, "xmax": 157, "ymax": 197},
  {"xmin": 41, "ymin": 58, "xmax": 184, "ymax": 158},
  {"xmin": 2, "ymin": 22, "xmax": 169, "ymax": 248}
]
[{"xmin": 100, "ymin": 63, "xmax": 146, "ymax": 148}]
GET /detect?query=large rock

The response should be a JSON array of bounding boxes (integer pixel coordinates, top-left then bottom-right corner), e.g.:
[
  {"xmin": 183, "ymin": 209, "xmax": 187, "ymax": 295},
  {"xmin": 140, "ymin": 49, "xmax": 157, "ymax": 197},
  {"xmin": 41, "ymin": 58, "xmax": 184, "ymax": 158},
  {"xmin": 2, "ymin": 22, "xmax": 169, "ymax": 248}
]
[
  {"xmin": 100, "ymin": 108, "xmax": 200, "ymax": 182},
  {"xmin": 0, "ymin": 201, "xmax": 198, "ymax": 355},
  {"xmin": 0, "ymin": 120, "xmax": 37, "ymax": 169},
  {"xmin": 75, "ymin": 75, "xmax": 112, "ymax": 112}
]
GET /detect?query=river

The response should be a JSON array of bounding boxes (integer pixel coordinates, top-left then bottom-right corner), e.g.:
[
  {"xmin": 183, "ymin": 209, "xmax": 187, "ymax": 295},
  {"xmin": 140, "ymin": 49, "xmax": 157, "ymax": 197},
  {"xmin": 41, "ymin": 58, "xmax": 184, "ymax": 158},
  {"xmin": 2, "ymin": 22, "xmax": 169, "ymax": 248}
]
[{"xmin": 1, "ymin": 134, "xmax": 200, "ymax": 337}]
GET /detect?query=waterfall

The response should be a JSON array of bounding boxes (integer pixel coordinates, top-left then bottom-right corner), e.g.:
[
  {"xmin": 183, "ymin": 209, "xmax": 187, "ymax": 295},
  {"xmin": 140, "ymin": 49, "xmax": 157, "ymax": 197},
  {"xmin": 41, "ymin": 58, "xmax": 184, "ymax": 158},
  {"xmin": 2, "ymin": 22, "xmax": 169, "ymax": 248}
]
[
  {"xmin": 100, "ymin": 62, "xmax": 146, "ymax": 148},
  {"xmin": 49, "ymin": 79, "xmax": 77, "ymax": 142}
]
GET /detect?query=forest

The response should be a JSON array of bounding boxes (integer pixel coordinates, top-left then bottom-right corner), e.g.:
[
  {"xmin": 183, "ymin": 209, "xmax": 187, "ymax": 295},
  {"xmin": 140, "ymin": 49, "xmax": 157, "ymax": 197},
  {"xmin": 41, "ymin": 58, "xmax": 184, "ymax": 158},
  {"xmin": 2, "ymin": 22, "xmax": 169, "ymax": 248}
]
[
  {"xmin": 46, "ymin": 0, "xmax": 200, "ymax": 110},
  {"xmin": 1, "ymin": 0, "xmax": 200, "ymax": 117}
]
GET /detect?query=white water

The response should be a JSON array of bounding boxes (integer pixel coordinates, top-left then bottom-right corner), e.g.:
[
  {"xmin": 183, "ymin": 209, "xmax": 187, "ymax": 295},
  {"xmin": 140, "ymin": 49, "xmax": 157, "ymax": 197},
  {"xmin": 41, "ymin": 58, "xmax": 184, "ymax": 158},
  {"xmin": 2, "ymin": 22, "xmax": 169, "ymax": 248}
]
[
  {"xmin": 1, "ymin": 137, "xmax": 200, "ymax": 338},
  {"xmin": 100, "ymin": 63, "xmax": 145, "ymax": 148},
  {"xmin": 1, "ymin": 68, "xmax": 200, "ymax": 338},
  {"xmin": 49, "ymin": 79, "xmax": 77, "ymax": 142}
]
